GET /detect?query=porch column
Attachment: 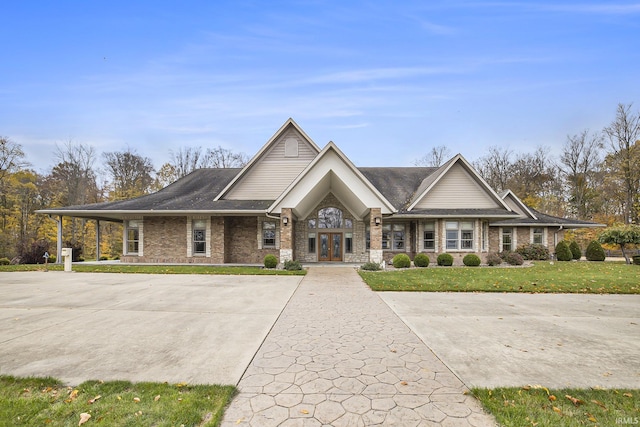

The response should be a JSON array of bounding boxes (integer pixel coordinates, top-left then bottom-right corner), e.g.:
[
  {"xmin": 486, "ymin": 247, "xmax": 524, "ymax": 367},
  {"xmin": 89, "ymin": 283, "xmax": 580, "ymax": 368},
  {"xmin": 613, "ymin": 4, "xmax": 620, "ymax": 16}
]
[
  {"xmin": 279, "ymin": 208, "xmax": 294, "ymax": 263},
  {"xmin": 56, "ymin": 215, "xmax": 63, "ymax": 264},
  {"xmin": 369, "ymin": 208, "xmax": 383, "ymax": 264},
  {"xmin": 210, "ymin": 216, "xmax": 225, "ymax": 264},
  {"xmin": 95, "ymin": 220, "xmax": 101, "ymax": 261}
]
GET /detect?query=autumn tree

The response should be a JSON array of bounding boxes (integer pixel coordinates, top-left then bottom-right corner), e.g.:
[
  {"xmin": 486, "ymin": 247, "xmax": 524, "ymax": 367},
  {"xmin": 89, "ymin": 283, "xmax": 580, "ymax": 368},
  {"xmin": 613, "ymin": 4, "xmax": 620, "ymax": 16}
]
[
  {"xmin": 603, "ymin": 103, "xmax": 640, "ymax": 224},
  {"xmin": 0, "ymin": 137, "xmax": 30, "ymax": 231},
  {"xmin": 103, "ymin": 147, "xmax": 155, "ymax": 200},
  {"xmin": 598, "ymin": 224, "xmax": 640, "ymax": 264}
]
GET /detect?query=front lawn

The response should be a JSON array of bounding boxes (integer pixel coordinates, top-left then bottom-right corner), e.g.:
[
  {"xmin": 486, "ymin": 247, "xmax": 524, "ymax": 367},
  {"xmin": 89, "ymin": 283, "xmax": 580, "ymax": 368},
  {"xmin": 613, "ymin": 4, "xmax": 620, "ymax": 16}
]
[
  {"xmin": 473, "ymin": 386, "xmax": 639, "ymax": 427},
  {"xmin": 0, "ymin": 375, "xmax": 235, "ymax": 427},
  {"xmin": 0, "ymin": 264, "xmax": 306, "ymax": 275},
  {"xmin": 359, "ymin": 261, "xmax": 640, "ymax": 293}
]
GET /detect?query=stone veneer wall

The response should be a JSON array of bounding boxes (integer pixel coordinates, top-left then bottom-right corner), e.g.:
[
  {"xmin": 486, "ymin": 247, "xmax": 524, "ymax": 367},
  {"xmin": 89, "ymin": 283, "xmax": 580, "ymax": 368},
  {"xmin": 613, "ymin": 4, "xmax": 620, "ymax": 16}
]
[
  {"xmin": 122, "ymin": 216, "xmax": 188, "ymax": 263},
  {"xmin": 225, "ymin": 216, "xmax": 278, "ymax": 264}
]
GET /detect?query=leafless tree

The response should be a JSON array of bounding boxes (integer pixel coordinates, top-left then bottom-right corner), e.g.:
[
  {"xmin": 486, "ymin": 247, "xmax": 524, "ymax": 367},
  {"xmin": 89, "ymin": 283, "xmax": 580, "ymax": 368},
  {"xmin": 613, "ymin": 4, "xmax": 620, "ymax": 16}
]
[
  {"xmin": 473, "ymin": 146, "xmax": 514, "ymax": 192},
  {"xmin": 413, "ymin": 145, "xmax": 452, "ymax": 167},
  {"xmin": 202, "ymin": 146, "xmax": 249, "ymax": 168},
  {"xmin": 560, "ymin": 130, "xmax": 604, "ymax": 219},
  {"xmin": 603, "ymin": 103, "xmax": 640, "ymax": 224}
]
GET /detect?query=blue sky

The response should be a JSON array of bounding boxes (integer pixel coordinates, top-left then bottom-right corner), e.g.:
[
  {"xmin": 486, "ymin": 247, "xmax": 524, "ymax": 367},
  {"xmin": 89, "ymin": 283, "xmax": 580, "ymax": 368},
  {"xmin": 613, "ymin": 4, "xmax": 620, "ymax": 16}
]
[{"xmin": 2, "ymin": 1, "xmax": 639, "ymax": 173}]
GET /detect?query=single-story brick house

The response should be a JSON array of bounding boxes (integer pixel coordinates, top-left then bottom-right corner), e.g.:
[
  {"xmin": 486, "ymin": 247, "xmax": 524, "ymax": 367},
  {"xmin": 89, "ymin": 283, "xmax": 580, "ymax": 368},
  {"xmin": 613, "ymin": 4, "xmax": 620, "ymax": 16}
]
[{"xmin": 39, "ymin": 119, "xmax": 601, "ymax": 265}]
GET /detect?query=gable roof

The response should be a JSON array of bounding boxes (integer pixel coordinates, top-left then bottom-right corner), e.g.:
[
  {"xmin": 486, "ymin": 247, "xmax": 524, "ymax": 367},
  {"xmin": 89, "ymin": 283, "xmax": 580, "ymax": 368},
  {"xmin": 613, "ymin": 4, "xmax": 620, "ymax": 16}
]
[
  {"xmin": 407, "ymin": 154, "xmax": 512, "ymax": 212},
  {"xmin": 214, "ymin": 118, "xmax": 321, "ymax": 201},
  {"xmin": 500, "ymin": 189, "xmax": 537, "ymax": 220},
  {"xmin": 268, "ymin": 141, "xmax": 396, "ymax": 219}
]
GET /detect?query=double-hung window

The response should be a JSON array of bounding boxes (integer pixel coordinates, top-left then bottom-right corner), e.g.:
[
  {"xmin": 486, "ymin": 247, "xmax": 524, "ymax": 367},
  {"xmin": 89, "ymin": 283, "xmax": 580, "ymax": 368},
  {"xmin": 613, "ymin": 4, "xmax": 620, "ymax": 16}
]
[
  {"xmin": 192, "ymin": 219, "xmax": 206, "ymax": 255},
  {"xmin": 502, "ymin": 228, "xmax": 513, "ymax": 251},
  {"xmin": 446, "ymin": 221, "xmax": 474, "ymax": 250},
  {"xmin": 532, "ymin": 228, "xmax": 544, "ymax": 245},
  {"xmin": 392, "ymin": 224, "xmax": 405, "ymax": 250},
  {"xmin": 126, "ymin": 220, "xmax": 140, "ymax": 254},
  {"xmin": 423, "ymin": 222, "xmax": 435, "ymax": 250},
  {"xmin": 263, "ymin": 221, "xmax": 276, "ymax": 248}
]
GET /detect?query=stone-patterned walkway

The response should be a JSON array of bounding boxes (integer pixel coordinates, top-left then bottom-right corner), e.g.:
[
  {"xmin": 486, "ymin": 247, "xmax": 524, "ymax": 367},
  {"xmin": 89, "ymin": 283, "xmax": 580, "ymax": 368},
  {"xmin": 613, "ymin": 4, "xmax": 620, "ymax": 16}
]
[{"xmin": 220, "ymin": 267, "xmax": 496, "ymax": 426}]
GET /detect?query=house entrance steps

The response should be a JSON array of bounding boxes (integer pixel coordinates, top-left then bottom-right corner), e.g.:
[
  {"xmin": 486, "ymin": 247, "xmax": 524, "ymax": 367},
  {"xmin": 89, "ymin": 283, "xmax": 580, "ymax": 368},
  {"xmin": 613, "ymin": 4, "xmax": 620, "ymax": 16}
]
[{"xmin": 220, "ymin": 266, "xmax": 496, "ymax": 426}]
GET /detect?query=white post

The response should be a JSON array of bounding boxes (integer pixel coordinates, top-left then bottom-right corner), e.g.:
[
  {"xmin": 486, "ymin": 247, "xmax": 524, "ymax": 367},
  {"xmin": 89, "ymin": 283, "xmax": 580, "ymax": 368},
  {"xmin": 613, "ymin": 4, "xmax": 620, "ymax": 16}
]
[{"xmin": 62, "ymin": 248, "xmax": 73, "ymax": 272}]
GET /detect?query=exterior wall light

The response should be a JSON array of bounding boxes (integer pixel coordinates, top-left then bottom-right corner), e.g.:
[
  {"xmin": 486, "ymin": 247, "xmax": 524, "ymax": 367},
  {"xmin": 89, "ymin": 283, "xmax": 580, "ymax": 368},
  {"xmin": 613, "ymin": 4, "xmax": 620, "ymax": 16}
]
[
  {"xmin": 283, "ymin": 216, "xmax": 289, "ymax": 226},
  {"xmin": 374, "ymin": 216, "xmax": 381, "ymax": 226}
]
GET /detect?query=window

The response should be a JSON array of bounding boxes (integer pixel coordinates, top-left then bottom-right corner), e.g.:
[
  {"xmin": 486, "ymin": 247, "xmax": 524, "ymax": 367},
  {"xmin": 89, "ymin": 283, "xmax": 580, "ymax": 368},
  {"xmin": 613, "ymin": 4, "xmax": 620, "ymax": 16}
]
[
  {"xmin": 126, "ymin": 220, "xmax": 140, "ymax": 254},
  {"xmin": 318, "ymin": 207, "xmax": 342, "ymax": 228},
  {"xmin": 382, "ymin": 224, "xmax": 391, "ymax": 249},
  {"xmin": 502, "ymin": 228, "xmax": 513, "ymax": 251},
  {"xmin": 263, "ymin": 221, "xmax": 276, "ymax": 247},
  {"xmin": 533, "ymin": 228, "xmax": 544, "ymax": 245},
  {"xmin": 423, "ymin": 221, "xmax": 435, "ymax": 250},
  {"xmin": 365, "ymin": 226, "xmax": 370, "ymax": 250},
  {"xmin": 193, "ymin": 219, "xmax": 206, "ymax": 255},
  {"xmin": 344, "ymin": 219, "xmax": 353, "ymax": 229},
  {"xmin": 446, "ymin": 221, "xmax": 474, "ymax": 250},
  {"xmin": 482, "ymin": 221, "xmax": 488, "ymax": 251},
  {"xmin": 308, "ymin": 233, "xmax": 316, "ymax": 253},
  {"xmin": 345, "ymin": 232, "xmax": 353, "ymax": 253},
  {"xmin": 393, "ymin": 224, "xmax": 405, "ymax": 250},
  {"xmin": 308, "ymin": 219, "xmax": 316, "ymax": 229}
]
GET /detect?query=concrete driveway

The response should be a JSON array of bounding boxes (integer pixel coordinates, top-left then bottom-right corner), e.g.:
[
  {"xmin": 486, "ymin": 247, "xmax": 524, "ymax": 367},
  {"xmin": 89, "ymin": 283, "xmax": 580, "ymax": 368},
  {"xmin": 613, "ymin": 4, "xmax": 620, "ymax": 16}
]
[
  {"xmin": 380, "ymin": 292, "xmax": 640, "ymax": 389},
  {"xmin": 0, "ymin": 272, "xmax": 302, "ymax": 386}
]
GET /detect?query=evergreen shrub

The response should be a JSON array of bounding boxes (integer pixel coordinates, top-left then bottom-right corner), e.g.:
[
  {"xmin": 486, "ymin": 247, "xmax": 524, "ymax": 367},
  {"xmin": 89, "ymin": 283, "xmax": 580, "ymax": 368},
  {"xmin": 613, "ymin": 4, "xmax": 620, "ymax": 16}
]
[
  {"xmin": 392, "ymin": 253, "xmax": 411, "ymax": 268},
  {"xmin": 585, "ymin": 240, "xmax": 606, "ymax": 261},
  {"xmin": 437, "ymin": 253, "xmax": 453, "ymax": 266},
  {"xmin": 555, "ymin": 241, "xmax": 572, "ymax": 261},
  {"xmin": 413, "ymin": 253, "xmax": 430, "ymax": 267},
  {"xmin": 263, "ymin": 254, "xmax": 278, "ymax": 268},
  {"xmin": 463, "ymin": 254, "xmax": 481, "ymax": 266}
]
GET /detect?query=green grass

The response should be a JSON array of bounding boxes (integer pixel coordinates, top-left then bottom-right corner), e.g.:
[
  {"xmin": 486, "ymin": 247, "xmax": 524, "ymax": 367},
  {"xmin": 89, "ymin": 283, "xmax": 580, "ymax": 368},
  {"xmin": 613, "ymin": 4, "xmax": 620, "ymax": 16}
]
[
  {"xmin": 473, "ymin": 386, "xmax": 639, "ymax": 427},
  {"xmin": 359, "ymin": 261, "xmax": 640, "ymax": 293},
  {"xmin": 0, "ymin": 375, "xmax": 236, "ymax": 427},
  {"xmin": 0, "ymin": 263, "xmax": 306, "ymax": 275}
]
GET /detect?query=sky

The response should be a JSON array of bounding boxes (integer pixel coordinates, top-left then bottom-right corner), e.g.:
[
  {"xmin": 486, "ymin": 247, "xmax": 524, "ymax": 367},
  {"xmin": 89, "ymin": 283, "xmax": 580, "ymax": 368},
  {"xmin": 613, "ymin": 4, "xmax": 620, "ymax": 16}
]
[{"xmin": 2, "ymin": 1, "xmax": 639, "ymax": 174}]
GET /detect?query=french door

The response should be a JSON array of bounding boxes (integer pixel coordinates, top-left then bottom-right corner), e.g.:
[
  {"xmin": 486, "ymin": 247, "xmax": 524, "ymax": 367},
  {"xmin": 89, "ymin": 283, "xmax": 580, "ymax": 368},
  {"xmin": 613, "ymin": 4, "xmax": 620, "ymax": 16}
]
[{"xmin": 318, "ymin": 233, "xmax": 342, "ymax": 262}]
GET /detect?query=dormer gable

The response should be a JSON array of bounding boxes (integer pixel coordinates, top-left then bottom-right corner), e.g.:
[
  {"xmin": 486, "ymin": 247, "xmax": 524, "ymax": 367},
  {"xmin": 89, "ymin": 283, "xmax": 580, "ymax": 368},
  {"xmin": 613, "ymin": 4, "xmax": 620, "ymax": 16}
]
[
  {"xmin": 500, "ymin": 189, "xmax": 538, "ymax": 219},
  {"xmin": 216, "ymin": 119, "xmax": 321, "ymax": 200}
]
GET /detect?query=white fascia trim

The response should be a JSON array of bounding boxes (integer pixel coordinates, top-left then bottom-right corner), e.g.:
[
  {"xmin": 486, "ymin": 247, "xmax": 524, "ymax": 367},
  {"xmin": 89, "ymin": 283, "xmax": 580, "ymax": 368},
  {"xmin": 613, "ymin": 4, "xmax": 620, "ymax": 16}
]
[
  {"xmin": 214, "ymin": 118, "xmax": 321, "ymax": 201},
  {"xmin": 407, "ymin": 154, "xmax": 513, "ymax": 212},
  {"xmin": 268, "ymin": 141, "xmax": 397, "ymax": 214},
  {"xmin": 501, "ymin": 189, "xmax": 538, "ymax": 220}
]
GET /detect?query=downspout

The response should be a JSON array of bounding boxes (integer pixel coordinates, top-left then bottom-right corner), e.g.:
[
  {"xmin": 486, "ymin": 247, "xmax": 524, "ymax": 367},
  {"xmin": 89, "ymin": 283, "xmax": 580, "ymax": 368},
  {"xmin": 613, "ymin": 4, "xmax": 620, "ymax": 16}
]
[{"xmin": 554, "ymin": 226, "xmax": 564, "ymax": 248}]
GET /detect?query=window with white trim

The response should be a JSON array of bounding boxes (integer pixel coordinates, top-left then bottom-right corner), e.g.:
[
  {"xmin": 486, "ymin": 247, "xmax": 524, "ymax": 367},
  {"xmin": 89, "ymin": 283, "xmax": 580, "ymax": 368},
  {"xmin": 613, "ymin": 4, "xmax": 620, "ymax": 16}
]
[
  {"xmin": 126, "ymin": 220, "xmax": 140, "ymax": 254},
  {"xmin": 392, "ymin": 224, "xmax": 405, "ymax": 250},
  {"xmin": 263, "ymin": 221, "xmax": 276, "ymax": 248},
  {"xmin": 423, "ymin": 221, "xmax": 435, "ymax": 250},
  {"xmin": 502, "ymin": 228, "xmax": 513, "ymax": 251},
  {"xmin": 532, "ymin": 227, "xmax": 544, "ymax": 245},
  {"xmin": 192, "ymin": 219, "xmax": 206, "ymax": 255},
  {"xmin": 345, "ymin": 232, "xmax": 353, "ymax": 253},
  {"xmin": 446, "ymin": 221, "xmax": 474, "ymax": 250}
]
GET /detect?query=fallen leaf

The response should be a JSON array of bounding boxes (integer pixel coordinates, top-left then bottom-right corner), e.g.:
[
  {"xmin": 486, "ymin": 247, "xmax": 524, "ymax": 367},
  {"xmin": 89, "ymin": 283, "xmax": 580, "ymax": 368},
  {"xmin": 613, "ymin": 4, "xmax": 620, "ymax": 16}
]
[
  {"xmin": 300, "ymin": 409, "xmax": 309, "ymax": 414},
  {"xmin": 78, "ymin": 413, "xmax": 91, "ymax": 426},
  {"xmin": 548, "ymin": 395, "xmax": 556, "ymax": 401},
  {"xmin": 590, "ymin": 399, "xmax": 606, "ymax": 409},
  {"xmin": 552, "ymin": 406, "xmax": 562, "ymax": 415},
  {"xmin": 154, "ymin": 395, "xmax": 161, "ymax": 401},
  {"xmin": 117, "ymin": 395, "xmax": 122, "ymax": 400},
  {"xmin": 565, "ymin": 395, "xmax": 584, "ymax": 406},
  {"xmin": 623, "ymin": 392, "xmax": 633, "ymax": 398},
  {"xmin": 133, "ymin": 397, "xmax": 141, "ymax": 403},
  {"xmin": 235, "ymin": 418, "xmax": 245, "ymax": 424},
  {"xmin": 587, "ymin": 413, "xmax": 597, "ymax": 423},
  {"xmin": 400, "ymin": 381, "xmax": 408, "ymax": 386},
  {"xmin": 88, "ymin": 395, "xmax": 101, "ymax": 404},
  {"xmin": 390, "ymin": 349, "xmax": 397, "ymax": 353}
]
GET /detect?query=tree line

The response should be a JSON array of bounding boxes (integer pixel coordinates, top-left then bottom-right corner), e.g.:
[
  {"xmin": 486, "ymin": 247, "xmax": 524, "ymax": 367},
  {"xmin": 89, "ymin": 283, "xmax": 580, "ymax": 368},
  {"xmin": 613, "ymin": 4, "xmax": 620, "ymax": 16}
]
[
  {"xmin": 0, "ymin": 103, "xmax": 638, "ymax": 262},
  {"xmin": 0, "ymin": 142, "xmax": 248, "ymax": 262}
]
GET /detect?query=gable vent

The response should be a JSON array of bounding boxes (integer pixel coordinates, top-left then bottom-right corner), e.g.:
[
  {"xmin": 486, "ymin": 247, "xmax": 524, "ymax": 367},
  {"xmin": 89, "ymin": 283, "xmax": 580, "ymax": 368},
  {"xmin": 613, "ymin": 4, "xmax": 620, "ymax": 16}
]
[{"xmin": 284, "ymin": 137, "xmax": 299, "ymax": 157}]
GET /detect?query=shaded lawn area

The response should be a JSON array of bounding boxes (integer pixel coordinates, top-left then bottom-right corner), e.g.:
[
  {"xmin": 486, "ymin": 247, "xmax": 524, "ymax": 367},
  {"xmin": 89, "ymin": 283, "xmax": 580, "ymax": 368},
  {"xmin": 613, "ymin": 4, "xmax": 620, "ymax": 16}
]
[
  {"xmin": 473, "ymin": 386, "xmax": 639, "ymax": 427},
  {"xmin": 0, "ymin": 375, "xmax": 235, "ymax": 427},
  {"xmin": 0, "ymin": 264, "xmax": 306, "ymax": 275},
  {"xmin": 359, "ymin": 261, "xmax": 640, "ymax": 294}
]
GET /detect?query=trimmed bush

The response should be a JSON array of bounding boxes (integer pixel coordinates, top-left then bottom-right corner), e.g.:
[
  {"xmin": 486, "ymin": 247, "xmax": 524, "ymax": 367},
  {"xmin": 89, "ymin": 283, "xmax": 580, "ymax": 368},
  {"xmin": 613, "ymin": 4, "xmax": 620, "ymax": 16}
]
[
  {"xmin": 516, "ymin": 244, "xmax": 550, "ymax": 261},
  {"xmin": 0, "ymin": 257, "xmax": 10, "ymax": 265},
  {"xmin": 361, "ymin": 261, "xmax": 381, "ymax": 271},
  {"xmin": 585, "ymin": 240, "xmax": 606, "ymax": 261},
  {"xmin": 569, "ymin": 240, "xmax": 582, "ymax": 260},
  {"xmin": 633, "ymin": 255, "xmax": 640, "ymax": 265},
  {"xmin": 392, "ymin": 253, "xmax": 411, "ymax": 268},
  {"xmin": 413, "ymin": 253, "xmax": 430, "ymax": 267},
  {"xmin": 463, "ymin": 254, "xmax": 481, "ymax": 267},
  {"xmin": 284, "ymin": 260, "xmax": 302, "ymax": 270},
  {"xmin": 504, "ymin": 252, "xmax": 524, "ymax": 266},
  {"xmin": 437, "ymin": 253, "xmax": 453, "ymax": 266},
  {"xmin": 486, "ymin": 252, "xmax": 502, "ymax": 266},
  {"xmin": 555, "ymin": 241, "xmax": 572, "ymax": 261},
  {"xmin": 263, "ymin": 254, "xmax": 278, "ymax": 268},
  {"xmin": 48, "ymin": 255, "xmax": 56, "ymax": 263}
]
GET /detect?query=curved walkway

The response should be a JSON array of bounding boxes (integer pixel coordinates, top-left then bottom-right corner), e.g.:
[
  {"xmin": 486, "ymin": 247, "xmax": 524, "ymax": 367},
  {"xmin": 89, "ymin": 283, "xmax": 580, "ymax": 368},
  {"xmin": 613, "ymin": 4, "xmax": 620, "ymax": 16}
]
[{"xmin": 221, "ymin": 267, "xmax": 496, "ymax": 427}]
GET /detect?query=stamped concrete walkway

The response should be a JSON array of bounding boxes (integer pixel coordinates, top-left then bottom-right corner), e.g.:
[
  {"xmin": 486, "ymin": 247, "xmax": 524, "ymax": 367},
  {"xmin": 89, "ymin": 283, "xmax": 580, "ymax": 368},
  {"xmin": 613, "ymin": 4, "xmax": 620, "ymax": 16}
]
[{"xmin": 221, "ymin": 267, "xmax": 496, "ymax": 427}]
